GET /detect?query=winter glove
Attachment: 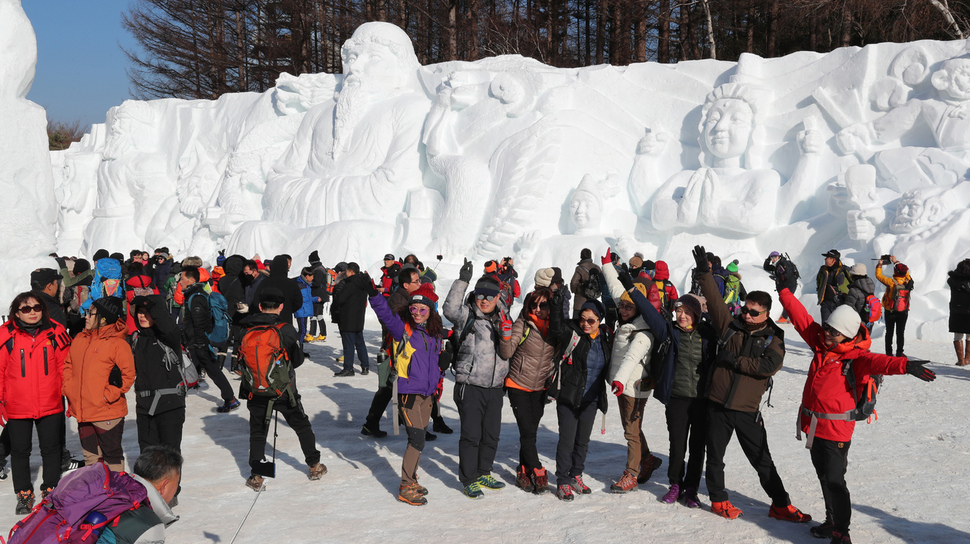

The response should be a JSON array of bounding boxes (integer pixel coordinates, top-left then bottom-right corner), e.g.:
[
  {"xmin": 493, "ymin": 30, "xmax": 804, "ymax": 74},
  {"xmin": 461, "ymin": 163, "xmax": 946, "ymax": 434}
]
[
  {"xmin": 499, "ymin": 310, "xmax": 512, "ymax": 341},
  {"xmin": 692, "ymin": 245, "xmax": 710, "ymax": 273},
  {"xmin": 773, "ymin": 271, "xmax": 788, "ymax": 293},
  {"xmin": 360, "ymin": 272, "xmax": 379, "ymax": 297},
  {"xmin": 617, "ymin": 269, "xmax": 635, "ymax": 291},
  {"xmin": 459, "ymin": 258, "xmax": 473, "ymax": 283},
  {"xmin": 601, "ymin": 247, "xmax": 613, "ymax": 265},
  {"xmin": 611, "ymin": 381, "xmax": 623, "ymax": 396},
  {"xmin": 906, "ymin": 358, "xmax": 936, "ymax": 382},
  {"xmin": 0, "ymin": 401, "xmax": 7, "ymax": 427},
  {"xmin": 716, "ymin": 349, "xmax": 739, "ymax": 371}
]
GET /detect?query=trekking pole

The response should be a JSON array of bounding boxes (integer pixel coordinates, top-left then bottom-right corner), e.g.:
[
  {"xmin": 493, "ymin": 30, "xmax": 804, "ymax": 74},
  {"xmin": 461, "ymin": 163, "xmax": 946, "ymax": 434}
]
[
  {"xmin": 271, "ymin": 410, "xmax": 279, "ymax": 465},
  {"xmin": 392, "ymin": 378, "xmax": 400, "ymax": 436},
  {"xmin": 229, "ymin": 485, "xmax": 264, "ymax": 544},
  {"xmin": 601, "ymin": 412, "xmax": 607, "ymax": 435}
]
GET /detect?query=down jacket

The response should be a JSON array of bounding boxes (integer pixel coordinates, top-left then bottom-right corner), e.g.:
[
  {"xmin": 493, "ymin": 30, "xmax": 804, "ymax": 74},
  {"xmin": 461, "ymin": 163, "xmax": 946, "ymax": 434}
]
[
  {"xmin": 63, "ymin": 319, "xmax": 135, "ymax": 423},
  {"xmin": 780, "ymin": 288, "xmax": 909, "ymax": 442},
  {"xmin": 948, "ymin": 269, "xmax": 970, "ymax": 334},
  {"xmin": 370, "ymin": 294, "xmax": 443, "ymax": 396},
  {"xmin": 443, "ymin": 279, "xmax": 509, "ymax": 389},
  {"xmin": 547, "ymin": 288, "xmax": 611, "ymax": 412},
  {"xmin": 0, "ymin": 319, "xmax": 71, "ymax": 420},
  {"xmin": 844, "ymin": 275, "xmax": 876, "ymax": 321},
  {"xmin": 602, "ymin": 264, "xmax": 654, "ymax": 399},
  {"xmin": 499, "ymin": 291, "xmax": 557, "ymax": 392}
]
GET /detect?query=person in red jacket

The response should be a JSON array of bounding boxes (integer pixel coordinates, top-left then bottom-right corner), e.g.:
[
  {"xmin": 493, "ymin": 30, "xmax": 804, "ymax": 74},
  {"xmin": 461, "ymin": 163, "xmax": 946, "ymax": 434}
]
[
  {"xmin": 0, "ymin": 292, "xmax": 72, "ymax": 515},
  {"xmin": 777, "ymin": 282, "xmax": 936, "ymax": 544}
]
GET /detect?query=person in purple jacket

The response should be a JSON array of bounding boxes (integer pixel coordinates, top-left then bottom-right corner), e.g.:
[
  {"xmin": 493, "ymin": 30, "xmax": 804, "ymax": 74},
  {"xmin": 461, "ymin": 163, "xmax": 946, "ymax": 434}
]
[{"xmin": 367, "ymin": 279, "xmax": 445, "ymax": 506}]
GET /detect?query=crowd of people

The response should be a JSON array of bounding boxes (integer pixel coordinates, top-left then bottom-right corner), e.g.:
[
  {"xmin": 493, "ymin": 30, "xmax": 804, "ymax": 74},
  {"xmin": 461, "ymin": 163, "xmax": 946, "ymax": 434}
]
[{"xmin": 1, "ymin": 243, "xmax": 963, "ymax": 544}]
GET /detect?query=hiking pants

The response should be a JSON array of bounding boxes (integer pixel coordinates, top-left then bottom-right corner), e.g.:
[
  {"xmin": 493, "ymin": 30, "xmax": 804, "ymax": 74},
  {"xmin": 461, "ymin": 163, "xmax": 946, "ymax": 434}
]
[
  {"xmin": 340, "ymin": 330, "xmax": 370, "ymax": 373},
  {"xmin": 705, "ymin": 404, "xmax": 790, "ymax": 506},
  {"xmin": 884, "ymin": 310, "xmax": 908, "ymax": 356},
  {"xmin": 400, "ymin": 394, "xmax": 433, "ymax": 486},
  {"xmin": 555, "ymin": 401, "xmax": 598, "ymax": 486},
  {"xmin": 618, "ymin": 395, "xmax": 650, "ymax": 476},
  {"xmin": 190, "ymin": 344, "xmax": 235, "ymax": 403},
  {"xmin": 507, "ymin": 388, "xmax": 546, "ymax": 471},
  {"xmin": 9, "ymin": 413, "xmax": 62, "ymax": 493},
  {"xmin": 811, "ymin": 437, "xmax": 852, "ymax": 534},
  {"xmin": 247, "ymin": 396, "xmax": 320, "ymax": 472},
  {"xmin": 297, "ymin": 318, "xmax": 308, "ymax": 347},
  {"xmin": 454, "ymin": 383, "xmax": 503, "ymax": 486},
  {"xmin": 136, "ymin": 407, "xmax": 185, "ymax": 453},
  {"xmin": 820, "ymin": 300, "xmax": 839, "ymax": 323},
  {"xmin": 665, "ymin": 395, "xmax": 708, "ymax": 488},
  {"xmin": 309, "ymin": 314, "xmax": 327, "ymax": 337},
  {"xmin": 78, "ymin": 418, "xmax": 125, "ymax": 472}
]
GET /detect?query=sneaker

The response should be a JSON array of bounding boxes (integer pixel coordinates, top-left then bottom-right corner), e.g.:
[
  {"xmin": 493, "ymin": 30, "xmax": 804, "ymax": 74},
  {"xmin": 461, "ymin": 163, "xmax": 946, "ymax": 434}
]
[
  {"xmin": 637, "ymin": 454, "xmax": 662, "ymax": 484},
  {"xmin": 398, "ymin": 483, "xmax": 428, "ymax": 506},
  {"xmin": 216, "ymin": 398, "xmax": 240, "ymax": 413},
  {"xmin": 769, "ymin": 503, "xmax": 812, "ymax": 523},
  {"xmin": 0, "ymin": 467, "xmax": 8, "ymax": 480},
  {"xmin": 661, "ymin": 484, "xmax": 681, "ymax": 504},
  {"xmin": 308, "ymin": 463, "xmax": 328, "ymax": 480},
  {"xmin": 15, "ymin": 490, "xmax": 34, "ymax": 515},
  {"xmin": 432, "ymin": 419, "xmax": 454, "ymax": 434},
  {"xmin": 569, "ymin": 475, "xmax": 591, "ymax": 494},
  {"xmin": 304, "ymin": 334, "xmax": 314, "ymax": 343},
  {"xmin": 681, "ymin": 486, "xmax": 701, "ymax": 508},
  {"xmin": 463, "ymin": 481, "xmax": 484, "ymax": 499},
  {"xmin": 531, "ymin": 467, "xmax": 550, "ymax": 494},
  {"xmin": 476, "ymin": 474, "xmax": 505, "ymax": 490},
  {"xmin": 515, "ymin": 466, "xmax": 534, "ymax": 493},
  {"xmin": 334, "ymin": 369, "xmax": 354, "ymax": 377},
  {"xmin": 810, "ymin": 514, "xmax": 835, "ymax": 539},
  {"xmin": 776, "ymin": 316, "xmax": 790, "ymax": 324},
  {"xmin": 245, "ymin": 474, "xmax": 264, "ymax": 491},
  {"xmin": 360, "ymin": 425, "xmax": 388, "ymax": 438},
  {"xmin": 335, "ymin": 355, "xmax": 345, "ymax": 362},
  {"xmin": 316, "ymin": 335, "xmax": 326, "ymax": 342},
  {"xmin": 712, "ymin": 500, "xmax": 743, "ymax": 519},
  {"xmin": 830, "ymin": 530, "xmax": 852, "ymax": 544},
  {"xmin": 556, "ymin": 484, "xmax": 575, "ymax": 501},
  {"xmin": 61, "ymin": 457, "xmax": 83, "ymax": 472},
  {"xmin": 610, "ymin": 470, "xmax": 638, "ymax": 493}
]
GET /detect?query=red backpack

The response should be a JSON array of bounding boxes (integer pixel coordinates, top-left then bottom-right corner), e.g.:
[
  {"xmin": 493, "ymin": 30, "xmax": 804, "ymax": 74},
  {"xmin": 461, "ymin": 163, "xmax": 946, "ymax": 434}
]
[
  {"xmin": 864, "ymin": 294, "xmax": 882, "ymax": 323},
  {"xmin": 238, "ymin": 324, "xmax": 296, "ymax": 423},
  {"xmin": 889, "ymin": 286, "xmax": 911, "ymax": 312}
]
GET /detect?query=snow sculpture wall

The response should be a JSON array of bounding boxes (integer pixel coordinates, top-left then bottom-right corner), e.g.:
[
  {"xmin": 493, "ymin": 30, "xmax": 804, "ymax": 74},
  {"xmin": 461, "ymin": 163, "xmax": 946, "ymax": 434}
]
[
  {"xmin": 0, "ymin": 0, "xmax": 58, "ymax": 304},
  {"xmin": 51, "ymin": 22, "xmax": 970, "ymax": 339}
]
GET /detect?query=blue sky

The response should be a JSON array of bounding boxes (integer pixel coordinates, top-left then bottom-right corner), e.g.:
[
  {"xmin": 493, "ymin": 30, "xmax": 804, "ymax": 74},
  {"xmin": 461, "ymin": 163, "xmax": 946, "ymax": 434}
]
[{"xmin": 22, "ymin": 0, "xmax": 136, "ymax": 129}]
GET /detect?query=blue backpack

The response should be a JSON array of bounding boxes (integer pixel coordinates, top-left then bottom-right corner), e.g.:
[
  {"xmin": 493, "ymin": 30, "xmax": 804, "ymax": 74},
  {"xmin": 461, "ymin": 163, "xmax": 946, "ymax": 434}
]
[
  {"xmin": 188, "ymin": 291, "xmax": 231, "ymax": 345},
  {"xmin": 80, "ymin": 259, "xmax": 123, "ymax": 313}
]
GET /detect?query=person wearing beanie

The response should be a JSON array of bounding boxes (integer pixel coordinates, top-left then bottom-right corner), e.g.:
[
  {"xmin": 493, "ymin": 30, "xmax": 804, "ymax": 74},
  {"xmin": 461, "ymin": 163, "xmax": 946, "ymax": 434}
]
[
  {"xmin": 692, "ymin": 245, "xmax": 808, "ymax": 523},
  {"xmin": 816, "ymin": 249, "xmax": 850, "ymax": 322},
  {"xmin": 534, "ymin": 268, "xmax": 555, "ymax": 289},
  {"xmin": 63, "ymin": 289, "xmax": 135, "ymax": 474},
  {"xmin": 652, "ymin": 261, "xmax": 679, "ymax": 316},
  {"xmin": 570, "ymin": 248, "xmax": 601, "ymax": 319},
  {"xmin": 308, "ymin": 250, "xmax": 321, "ymax": 265},
  {"xmin": 776, "ymin": 272, "xmax": 936, "ymax": 543},
  {"xmin": 722, "ymin": 260, "xmax": 746, "ymax": 316},
  {"xmin": 443, "ymin": 259, "xmax": 511, "ymax": 499},
  {"xmin": 844, "ymin": 263, "xmax": 876, "ymax": 332},
  {"xmin": 875, "ymin": 255, "xmax": 914, "ymax": 356},
  {"xmin": 92, "ymin": 249, "xmax": 110, "ymax": 262}
]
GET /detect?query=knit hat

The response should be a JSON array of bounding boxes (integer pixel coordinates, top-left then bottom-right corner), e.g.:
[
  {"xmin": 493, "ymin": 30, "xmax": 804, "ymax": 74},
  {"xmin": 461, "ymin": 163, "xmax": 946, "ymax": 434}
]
[
  {"xmin": 580, "ymin": 299, "xmax": 605, "ymax": 318},
  {"xmin": 309, "ymin": 250, "xmax": 321, "ymax": 264},
  {"xmin": 73, "ymin": 259, "xmax": 91, "ymax": 275},
  {"xmin": 31, "ymin": 268, "xmax": 61, "ymax": 288},
  {"xmin": 848, "ymin": 263, "xmax": 867, "ymax": 276},
  {"xmin": 619, "ymin": 282, "xmax": 648, "ymax": 305},
  {"xmin": 826, "ymin": 305, "xmax": 861, "ymax": 338},
  {"xmin": 109, "ymin": 252, "xmax": 124, "ymax": 263},
  {"xmin": 93, "ymin": 249, "xmax": 109, "ymax": 261},
  {"xmin": 727, "ymin": 261, "xmax": 739, "ymax": 274},
  {"xmin": 894, "ymin": 263, "xmax": 909, "ymax": 277},
  {"xmin": 673, "ymin": 294, "xmax": 702, "ymax": 320},
  {"xmin": 409, "ymin": 283, "xmax": 438, "ymax": 306},
  {"xmin": 92, "ymin": 297, "xmax": 123, "ymax": 325},
  {"xmin": 534, "ymin": 268, "xmax": 555, "ymax": 288},
  {"xmin": 473, "ymin": 276, "xmax": 501, "ymax": 296},
  {"xmin": 629, "ymin": 256, "xmax": 643, "ymax": 269},
  {"xmin": 259, "ymin": 287, "xmax": 286, "ymax": 305},
  {"xmin": 484, "ymin": 260, "xmax": 498, "ymax": 274}
]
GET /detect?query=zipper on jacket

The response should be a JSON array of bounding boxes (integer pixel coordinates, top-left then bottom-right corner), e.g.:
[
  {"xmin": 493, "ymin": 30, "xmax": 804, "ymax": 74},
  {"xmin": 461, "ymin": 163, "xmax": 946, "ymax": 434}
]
[
  {"xmin": 44, "ymin": 347, "xmax": 49, "ymax": 375},
  {"xmin": 20, "ymin": 349, "xmax": 25, "ymax": 377}
]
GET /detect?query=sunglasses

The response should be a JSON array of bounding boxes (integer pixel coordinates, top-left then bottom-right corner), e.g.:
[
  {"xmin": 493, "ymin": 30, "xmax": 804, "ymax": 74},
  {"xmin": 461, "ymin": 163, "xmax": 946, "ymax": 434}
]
[
  {"xmin": 580, "ymin": 318, "xmax": 600, "ymax": 325},
  {"xmin": 739, "ymin": 307, "xmax": 766, "ymax": 317},
  {"xmin": 475, "ymin": 293, "xmax": 496, "ymax": 301},
  {"xmin": 409, "ymin": 305, "xmax": 429, "ymax": 316},
  {"xmin": 618, "ymin": 302, "xmax": 637, "ymax": 311},
  {"xmin": 530, "ymin": 302, "xmax": 550, "ymax": 311},
  {"xmin": 18, "ymin": 304, "xmax": 43, "ymax": 314},
  {"xmin": 823, "ymin": 324, "xmax": 844, "ymax": 337}
]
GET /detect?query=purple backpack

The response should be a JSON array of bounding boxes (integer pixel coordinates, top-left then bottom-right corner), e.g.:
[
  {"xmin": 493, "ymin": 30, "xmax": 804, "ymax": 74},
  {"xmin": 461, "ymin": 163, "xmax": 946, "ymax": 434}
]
[{"xmin": 7, "ymin": 462, "xmax": 149, "ymax": 544}]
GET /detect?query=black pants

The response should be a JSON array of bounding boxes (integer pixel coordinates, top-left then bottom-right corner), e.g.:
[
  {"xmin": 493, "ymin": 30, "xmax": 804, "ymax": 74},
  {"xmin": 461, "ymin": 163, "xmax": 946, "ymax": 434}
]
[
  {"xmin": 665, "ymin": 396, "xmax": 708, "ymax": 488},
  {"xmin": 705, "ymin": 404, "xmax": 790, "ymax": 505},
  {"xmin": 811, "ymin": 437, "xmax": 852, "ymax": 534},
  {"xmin": 248, "ymin": 396, "xmax": 320, "ymax": 472},
  {"xmin": 820, "ymin": 300, "xmax": 839, "ymax": 323},
  {"xmin": 190, "ymin": 345, "xmax": 235, "ymax": 403},
  {"xmin": 365, "ymin": 384, "xmax": 394, "ymax": 430},
  {"xmin": 884, "ymin": 310, "xmax": 908, "ymax": 356},
  {"xmin": 555, "ymin": 401, "xmax": 598, "ymax": 486},
  {"xmin": 136, "ymin": 408, "xmax": 186, "ymax": 454},
  {"xmin": 340, "ymin": 331, "xmax": 370, "ymax": 372},
  {"xmin": 507, "ymin": 388, "xmax": 546, "ymax": 471},
  {"xmin": 309, "ymin": 314, "xmax": 327, "ymax": 337},
  {"xmin": 9, "ymin": 414, "xmax": 63, "ymax": 493},
  {"xmin": 0, "ymin": 426, "xmax": 9, "ymax": 467},
  {"xmin": 454, "ymin": 383, "xmax": 503, "ymax": 486}
]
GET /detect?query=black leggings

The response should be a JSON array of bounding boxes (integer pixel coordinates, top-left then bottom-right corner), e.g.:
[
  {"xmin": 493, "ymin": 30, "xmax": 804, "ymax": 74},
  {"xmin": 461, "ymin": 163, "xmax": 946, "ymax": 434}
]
[{"xmin": 507, "ymin": 388, "xmax": 546, "ymax": 471}]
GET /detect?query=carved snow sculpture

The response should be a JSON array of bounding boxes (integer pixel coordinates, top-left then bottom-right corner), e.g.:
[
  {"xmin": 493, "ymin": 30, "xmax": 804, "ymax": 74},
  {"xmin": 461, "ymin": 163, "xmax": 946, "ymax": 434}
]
[{"xmin": 52, "ymin": 125, "xmax": 106, "ymax": 256}]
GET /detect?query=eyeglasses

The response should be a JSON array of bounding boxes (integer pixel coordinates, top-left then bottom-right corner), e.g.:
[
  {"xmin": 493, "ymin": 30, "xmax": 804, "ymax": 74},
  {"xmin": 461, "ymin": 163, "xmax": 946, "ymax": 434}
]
[
  {"xmin": 18, "ymin": 304, "xmax": 43, "ymax": 314},
  {"xmin": 580, "ymin": 318, "xmax": 599, "ymax": 325},
  {"xmin": 618, "ymin": 302, "xmax": 637, "ymax": 312},
  {"xmin": 409, "ymin": 305, "xmax": 429, "ymax": 316},
  {"xmin": 530, "ymin": 302, "xmax": 550, "ymax": 311},
  {"xmin": 739, "ymin": 307, "xmax": 766, "ymax": 317},
  {"xmin": 475, "ymin": 293, "xmax": 496, "ymax": 301}
]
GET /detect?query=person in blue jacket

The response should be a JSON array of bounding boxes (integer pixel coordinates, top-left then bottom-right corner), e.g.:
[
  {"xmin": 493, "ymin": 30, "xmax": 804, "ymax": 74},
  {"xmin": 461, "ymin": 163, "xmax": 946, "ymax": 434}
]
[{"xmin": 294, "ymin": 267, "xmax": 317, "ymax": 348}]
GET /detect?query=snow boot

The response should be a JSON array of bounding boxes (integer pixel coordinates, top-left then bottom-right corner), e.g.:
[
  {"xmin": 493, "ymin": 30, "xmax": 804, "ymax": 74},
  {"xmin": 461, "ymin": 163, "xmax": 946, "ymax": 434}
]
[
  {"xmin": 308, "ymin": 462, "xmax": 328, "ymax": 480},
  {"xmin": 531, "ymin": 467, "xmax": 550, "ymax": 494},
  {"xmin": 515, "ymin": 465, "xmax": 534, "ymax": 492},
  {"xmin": 216, "ymin": 398, "xmax": 240, "ymax": 413},
  {"xmin": 957, "ymin": 340, "xmax": 968, "ymax": 366},
  {"xmin": 637, "ymin": 454, "xmax": 662, "ymax": 484},
  {"xmin": 811, "ymin": 514, "xmax": 835, "ymax": 539},
  {"xmin": 432, "ymin": 418, "xmax": 454, "ymax": 434},
  {"xmin": 569, "ymin": 475, "xmax": 591, "ymax": 494},
  {"xmin": 711, "ymin": 500, "xmax": 743, "ymax": 519},
  {"xmin": 769, "ymin": 503, "xmax": 812, "ymax": 523},
  {"xmin": 398, "ymin": 483, "xmax": 427, "ymax": 506},
  {"xmin": 661, "ymin": 484, "xmax": 681, "ymax": 504},
  {"xmin": 360, "ymin": 425, "xmax": 388, "ymax": 438},
  {"xmin": 610, "ymin": 470, "xmax": 638, "ymax": 493},
  {"xmin": 681, "ymin": 487, "xmax": 701, "ymax": 508},
  {"xmin": 15, "ymin": 490, "xmax": 34, "ymax": 515}
]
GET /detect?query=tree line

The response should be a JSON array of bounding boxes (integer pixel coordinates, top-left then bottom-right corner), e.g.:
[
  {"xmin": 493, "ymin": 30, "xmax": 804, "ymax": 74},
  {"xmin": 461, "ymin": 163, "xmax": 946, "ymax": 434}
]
[{"xmin": 123, "ymin": 0, "xmax": 970, "ymax": 100}]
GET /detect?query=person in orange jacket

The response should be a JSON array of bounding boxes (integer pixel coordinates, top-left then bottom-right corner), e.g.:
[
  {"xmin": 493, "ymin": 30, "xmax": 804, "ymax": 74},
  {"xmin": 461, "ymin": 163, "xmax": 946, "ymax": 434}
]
[
  {"xmin": 63, "ymin": 297, "xmax": 135, "ymax": 473},
  {"xmin": 874, "ymin": 256, "xmax": 913, "ymax": 356}
]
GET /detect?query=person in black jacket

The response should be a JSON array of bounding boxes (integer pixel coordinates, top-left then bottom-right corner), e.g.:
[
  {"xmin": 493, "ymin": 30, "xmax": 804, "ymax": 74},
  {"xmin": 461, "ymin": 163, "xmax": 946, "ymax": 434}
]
[
  {"xmin": 30, "ymin": 268, "xmax": 67, "ymax": 329},
  {"xmin": 949, "ymin": 258, "xmax": 970, "ymax": 366},
  {"xmin": 252, "ymin": 255, "xmax": 303, "ymax": 326},
  {"xmin": 131, "ymin": 295, "xmax": 185, "ymax": 454},
  {"xmin": 330, "ymin": 262, "xmax": 371, "ymax": 377},
  {"xmin": 218, "ymin": 255, "xmax": 246, "ymax": 371},
  {"xmin": 180, "ymin": 266, "xmax": 239, "ymax": 413},
  {"xmin": 308, "ymin": 251, "xmax": 330, "ymax": 341}
]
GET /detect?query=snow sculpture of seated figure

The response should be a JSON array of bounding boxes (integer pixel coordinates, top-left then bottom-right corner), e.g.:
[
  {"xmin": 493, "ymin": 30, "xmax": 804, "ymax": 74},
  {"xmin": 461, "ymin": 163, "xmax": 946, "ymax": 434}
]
[{"xmin": 650, "ymin": 82, "xmax": 780, "ymax": 236}]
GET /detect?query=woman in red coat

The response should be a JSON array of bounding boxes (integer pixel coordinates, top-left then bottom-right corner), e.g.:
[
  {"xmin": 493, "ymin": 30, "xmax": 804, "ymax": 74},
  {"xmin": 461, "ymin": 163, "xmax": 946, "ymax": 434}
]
[
  {"xmin": 0, "ymin": 292, "xmax": 71, "ymax": 515},
  {"xmin": 778, "ymin": 286, "xmax": 935, "ymax": 544}
]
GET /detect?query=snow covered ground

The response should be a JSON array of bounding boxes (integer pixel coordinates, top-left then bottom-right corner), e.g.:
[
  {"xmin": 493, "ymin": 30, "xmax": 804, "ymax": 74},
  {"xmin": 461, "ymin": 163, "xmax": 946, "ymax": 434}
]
[{"xmin": 2, "ymin": 314, "xmax": 968, "ymax": 543}]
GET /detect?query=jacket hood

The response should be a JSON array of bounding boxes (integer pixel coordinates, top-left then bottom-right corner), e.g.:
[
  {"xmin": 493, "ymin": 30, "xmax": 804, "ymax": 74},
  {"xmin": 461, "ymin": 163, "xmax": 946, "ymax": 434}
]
[
  {"xmin": 223, "ymin": 254, "xmax": 245, "ymax": 276},
  {"xmin": 654, "ymin": 261, "xmax": 670, "ymax": 281},
  {"xmin": 90, "ymin": 318, "xmax": 129, "ymax": 340},
  {"xmin": 269, "ymin": 255, "xmax": 290, "ymax": 279}
]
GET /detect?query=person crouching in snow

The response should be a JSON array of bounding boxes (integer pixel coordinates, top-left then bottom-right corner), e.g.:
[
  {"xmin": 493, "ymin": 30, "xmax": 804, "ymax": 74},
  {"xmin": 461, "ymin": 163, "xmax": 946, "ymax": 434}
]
[{"xmin": 776, "ymin": 278, "xmax": 936, "ymax": 544}]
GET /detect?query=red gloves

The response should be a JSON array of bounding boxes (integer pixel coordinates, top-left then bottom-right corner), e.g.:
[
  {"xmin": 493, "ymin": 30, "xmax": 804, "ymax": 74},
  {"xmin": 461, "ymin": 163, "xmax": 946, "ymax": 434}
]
[
  {"xmin": 499, "ymin": 311, "xmax": 512, "ymax": 341},
  {"xmin": 611, "ymin": 381, "xmax": 623, "ymax": 396},
  {"xmin": 601, "ymin": 247, "xmax": 613, "ymax": 265}
]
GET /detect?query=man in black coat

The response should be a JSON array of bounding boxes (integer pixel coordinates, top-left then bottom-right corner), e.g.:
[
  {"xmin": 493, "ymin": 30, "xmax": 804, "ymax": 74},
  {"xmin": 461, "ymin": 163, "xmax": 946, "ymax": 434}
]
[
  {"xmin": 30, "ymin": 268, "xmax": 67, "ymax": 328},
  {"xmin": 218, "ymin": 255, "xmax": 247, "ymax": 370},
  {"xmin": 330, "ymin": 262, "xmax": 371, "ymax": 377},
  {"xmin": 252, "ymin": 255, "xmax": 303, "ymax": 326}
]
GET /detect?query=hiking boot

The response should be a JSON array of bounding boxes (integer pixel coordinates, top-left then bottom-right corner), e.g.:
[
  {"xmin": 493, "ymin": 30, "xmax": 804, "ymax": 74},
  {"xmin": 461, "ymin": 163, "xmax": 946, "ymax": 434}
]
[
  {"xmin": 556, "ymin": 484, "xmax": 575, "ymax": 501},
  {"xmin": 637, "ymin": 454, "xmax": 662, "ymax": 484},
  {"xmin": 610, "ymin": 470, "xmax": 638, "ymax": 493},
  {"xmin": 216, "ymin": 398, "xmax": 240, "ymax": 413},
  {"xmin": 712, "ymin": 500, "xmax": 743, "ymax": 519},
  {"xmin": 432, "ymin": 418, "xmax": 454, "ymax": 434},
  {"xmin": 308, "ymin": 463, "xmax": 328, "ymax": 480},
  {"xmin": 463, "ymin": 481, "xmax": 484, "ymax": 499},
  {"xmin": 476, "ymin": 474, "xmax": 505, "ymax": 490},
  {"xmin": 830, "ymin": 530, "xmax": 852, "ymax": 544},
  {"xmin": 515, "ymin": 466, "xmax": 534, "ymax": 492},
  {"xmin": 811, "ymin": 514, "xmax": 835, "ymax": 539},
  {"xmin": 531, "ymin": 467, "xmax": 550, "ymax": 494},
  {"xmin": 15, "ymin": 490, "xmax": 34, "ymax": 515},
  {"xmin": 569, "ymin": 475, "xmax": 591, "ymax": 494},
  {"xmin": 245, "ymin": 474, "xmax": 264, "ymax": 491},
  {"xmin": 398, "ymin": 483, "xmax": 427, "ymax": 506},
  {"xmin": 682, "ymin": 486, "xmax": 701, "ymax": 508},
  {"xmin": 769, "ymin": 503, "xmax": 812, "ymax": 523},
  {"xmin": 661, "ymin": 484, "xmax": 681, "ymax": 504},
  {"xmin": 40, "ymin": 487, "xmax": 53, "ymax": 500},
  {"xmin": 334, "ymin": 369, "xmax": 354, "ymax": 377},
  {"xmin": 304, "ymin": 334, "xmax": 314, "ymax": 343},
  {"xmin": 360, "ymin": 425, "xmax": 388, "ymax": 438},
  {"xmin": 335, "ymin": 355, "xmax": 345, "ymax": 362},
  {"xmin": 361, "ymin": 367, "xmax": 370, "ymax": 376},
  {"xmin": 315, "ymin": 335, "xmax": 326, "ymax": 342},
  {"xmin": 413, "ymin": 482, "xmax": 428, "ymax": 496}
]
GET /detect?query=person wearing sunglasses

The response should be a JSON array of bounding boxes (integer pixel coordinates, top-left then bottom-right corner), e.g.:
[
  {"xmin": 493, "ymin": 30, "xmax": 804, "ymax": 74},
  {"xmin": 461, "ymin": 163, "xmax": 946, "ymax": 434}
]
[
  {"xmin": 443, "ymin": 259, "xmax": 511, "ymax": 499},
  {"xmin": 776, "ymin": 275, "xmax": 936, "ymax": 544},
  {"xmin": 0, "ymin": 293, "xmax": 72, "ymax": 515},
  {"xmin": 692, "ymin": 245, "xmax": 809, "ymax": 523},
  {"xmin": 368, "ymin": 280, "xmax": 444, "ymax": 505},
  {"xmin": 497, "ymin": 286, "xmax": 557, "ymax": 494}
]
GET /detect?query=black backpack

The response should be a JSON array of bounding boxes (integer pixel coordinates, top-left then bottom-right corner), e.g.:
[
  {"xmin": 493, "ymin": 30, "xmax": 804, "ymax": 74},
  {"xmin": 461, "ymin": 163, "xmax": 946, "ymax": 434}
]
[
  {"xmin": 842, "ymin": 359, "xmax": 881, "ymax": 422},
  {"xmin": 582, "ymin": 270, "xmax": 601, "ymax": 301}
]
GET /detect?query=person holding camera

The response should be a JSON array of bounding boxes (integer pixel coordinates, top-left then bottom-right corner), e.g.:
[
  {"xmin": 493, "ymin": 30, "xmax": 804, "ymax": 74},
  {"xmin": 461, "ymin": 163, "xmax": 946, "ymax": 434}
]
[{"xmin": 875, "ymin": 256, "xmax": 913, "ymax": 357}]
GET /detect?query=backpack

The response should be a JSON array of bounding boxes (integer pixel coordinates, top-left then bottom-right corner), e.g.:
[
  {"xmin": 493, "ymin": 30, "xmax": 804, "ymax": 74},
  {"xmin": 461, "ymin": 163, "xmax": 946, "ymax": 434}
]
[
  {"xmin": 326, "ymin": 269, "xmax": 336, "ymax": 295},
  {"xmin": 131, "ymin": 332, "xmax": 198, "ymax": 415},
  {"xmin": 654, "ymin": 280, "xmax": 674, "ymax": 314},
  {"xmin": 7, "ymin": 462, "xmax": 148, "ymax": 544},
  {"xmin": 447, "ymin": 318, "xmax": 476, "ymax": 369},
  {"xmin": 842, "ymin": 359, "xmax": 881, "ymax": 423},
  {"xmin": 864, "ymin": 294, "xmax": 882, "ymax": 323},
  {"xmin": 545, "ymin": 331, "xmax": 582, "ymax": 398},
  {"xmin": 888, "ymin": 284, "xmax": 911, "ymax": 312},
  {"xmin": 582, "ymin": 270, "xmax": 601, "ymax": 301},
  {"xmin": 391, "ymin": 323, "xmax": 416, "ymax": 379},
  {"xmin": 239, "ymin": 324, "xmax": 296, "ymax": 424},
  {"xmin": 187, "ymin": 291, "xmax": 231, "ymax": 345},
  {"xmin": 782, "ymin": 253, "xmax": 800, "ymax": 281}
]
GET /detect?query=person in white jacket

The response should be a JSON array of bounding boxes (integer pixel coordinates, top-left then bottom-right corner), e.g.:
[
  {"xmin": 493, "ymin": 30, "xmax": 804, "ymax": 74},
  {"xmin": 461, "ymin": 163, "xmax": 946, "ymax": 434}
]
[{"xmin": 601, "ymin": 253, "xmax": 662, "ymax": 493}]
